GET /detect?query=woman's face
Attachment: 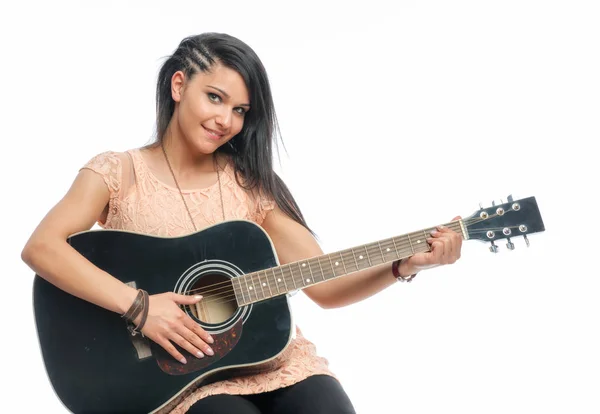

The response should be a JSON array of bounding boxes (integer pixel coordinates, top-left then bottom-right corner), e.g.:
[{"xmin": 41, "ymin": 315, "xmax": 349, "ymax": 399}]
[{"xmin": 171, "ymin": 63, "xmax": 250, "ymax": 155}]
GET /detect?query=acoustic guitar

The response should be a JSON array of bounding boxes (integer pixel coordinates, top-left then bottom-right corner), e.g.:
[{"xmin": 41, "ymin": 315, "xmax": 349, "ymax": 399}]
[{"xmin": 33, "ymin": 195, "xmax": 545, "ymax": 413}]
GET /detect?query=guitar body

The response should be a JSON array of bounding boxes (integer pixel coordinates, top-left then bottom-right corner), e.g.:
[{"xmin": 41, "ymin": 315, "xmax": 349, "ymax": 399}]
[{"xmin": 33, "ymin": 220, "xmax": 293, "ymax": 413}]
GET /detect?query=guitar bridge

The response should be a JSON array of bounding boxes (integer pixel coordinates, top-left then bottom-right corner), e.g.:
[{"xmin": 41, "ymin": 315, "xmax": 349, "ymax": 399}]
[{"xmin": 125, "ymin": 281, "xmax": 152, "ymax": 360}]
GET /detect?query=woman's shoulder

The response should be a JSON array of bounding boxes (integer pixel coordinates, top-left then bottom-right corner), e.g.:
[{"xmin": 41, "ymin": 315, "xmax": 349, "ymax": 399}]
[
  {"xmin": 80, "ymin": 148, "xmax": 140, "ymax": 196},
  {"xmin": 82, "ymin": 148, "xmax": 142, "ymax": 167},
  {"xmin": 81, "ymin": 147, "xmax": 151, "ymax": 176}
]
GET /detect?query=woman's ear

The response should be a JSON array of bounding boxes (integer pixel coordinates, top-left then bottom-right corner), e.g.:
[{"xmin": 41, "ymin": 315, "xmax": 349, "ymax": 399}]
[{"xmin": 171, "ymin": 71, "xmax": 186, "ymax": 103}]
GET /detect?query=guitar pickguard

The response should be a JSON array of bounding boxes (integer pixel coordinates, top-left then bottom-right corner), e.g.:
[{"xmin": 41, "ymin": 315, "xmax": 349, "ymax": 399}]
[{"xmin": 153, "ymin": 317, "xmax": 243, "ymax": 375}]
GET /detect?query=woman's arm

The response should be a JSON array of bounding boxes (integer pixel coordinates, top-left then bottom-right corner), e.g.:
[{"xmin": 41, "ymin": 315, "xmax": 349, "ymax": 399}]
[
  {"xmin": 22, "ymin": 165, "xmax": 213, "ymax": 364},
  {"xmin": 261, "ymin": 206, "xmax": 462, "ymax": 309},
  {"xmin": 22, "ymin": 169, "xmax": 140, "ymax": 313}
]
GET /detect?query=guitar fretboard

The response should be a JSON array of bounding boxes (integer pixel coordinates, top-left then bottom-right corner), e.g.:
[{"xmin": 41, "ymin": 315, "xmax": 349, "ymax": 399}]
[{"xmin": 232, "ymin": 221, "xmax": 465, "ymax": 306}]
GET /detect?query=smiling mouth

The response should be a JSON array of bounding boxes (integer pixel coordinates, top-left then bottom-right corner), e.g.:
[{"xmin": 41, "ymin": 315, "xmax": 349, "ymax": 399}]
[{"xmin": 203, "ymin": 126, "xmax": 225, "ymax": 140}]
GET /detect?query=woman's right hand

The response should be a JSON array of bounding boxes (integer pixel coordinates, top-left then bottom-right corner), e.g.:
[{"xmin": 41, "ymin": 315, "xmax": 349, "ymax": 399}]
[{"xmin": 134, "ymin": 292, "xmax": 215, "ymax": 364}]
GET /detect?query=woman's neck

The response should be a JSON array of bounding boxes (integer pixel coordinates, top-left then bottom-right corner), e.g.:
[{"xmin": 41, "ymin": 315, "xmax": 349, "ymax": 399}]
[{"xmin": 160, "ymin": 131, "xmax": 218, "ymax": 176}]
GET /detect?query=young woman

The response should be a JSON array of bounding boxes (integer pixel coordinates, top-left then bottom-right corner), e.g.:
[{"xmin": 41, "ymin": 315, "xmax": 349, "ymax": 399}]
[{"xmin": 21, "ymin": 33, "xmax": 463, "ymax": 414}]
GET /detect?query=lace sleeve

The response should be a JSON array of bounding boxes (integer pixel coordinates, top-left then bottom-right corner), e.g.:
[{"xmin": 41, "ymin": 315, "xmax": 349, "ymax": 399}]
[
  {"xmin": 80, "ymin": 151, "xmax": 122, "ymax": 199},
  {"xmin": 255, "ymin": 192, "xmax": 276, "ymax": 224}
]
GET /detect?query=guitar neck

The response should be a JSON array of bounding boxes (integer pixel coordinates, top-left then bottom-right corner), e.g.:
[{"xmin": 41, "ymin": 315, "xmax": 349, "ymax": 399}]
[{"xmin": 234, "ymin": 220, "xmax": 467, "ymax": 306}]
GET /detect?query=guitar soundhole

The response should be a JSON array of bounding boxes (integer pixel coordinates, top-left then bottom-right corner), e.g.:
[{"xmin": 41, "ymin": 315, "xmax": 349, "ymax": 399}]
[{"xmin": 186, "ymin": 273, "xmax": 238, "ymax": 325}]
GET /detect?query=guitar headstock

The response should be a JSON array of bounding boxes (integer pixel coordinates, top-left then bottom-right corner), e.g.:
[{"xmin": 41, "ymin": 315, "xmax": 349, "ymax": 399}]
[{"xmin": 463, "ymin": 195, "xmax": 545, "ymax": 252}]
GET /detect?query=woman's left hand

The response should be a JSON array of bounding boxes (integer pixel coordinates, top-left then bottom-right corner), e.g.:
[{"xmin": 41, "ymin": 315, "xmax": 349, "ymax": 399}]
[{"xmin": 398, "ymin": 216, "xmax": 463, "ymax": 277}]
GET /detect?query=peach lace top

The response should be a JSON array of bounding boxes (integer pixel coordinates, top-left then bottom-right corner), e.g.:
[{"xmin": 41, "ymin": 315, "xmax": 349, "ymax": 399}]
[{"xmin": 81, "ymin": 148, "xmax": 335, "ymax": 413}]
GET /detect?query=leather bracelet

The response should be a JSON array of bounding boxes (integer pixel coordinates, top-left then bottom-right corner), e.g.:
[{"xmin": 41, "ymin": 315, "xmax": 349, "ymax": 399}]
[
  {"xmin": 392, "ymin": 259, "xmax": 417, "ymax": 283},
  {"xmin": 122, "ymin": 289, "xmax": 144, "ymax": 322},
  {"xmin": 128, "ymin": 290, "xmax": 149, "ymax": 337}
]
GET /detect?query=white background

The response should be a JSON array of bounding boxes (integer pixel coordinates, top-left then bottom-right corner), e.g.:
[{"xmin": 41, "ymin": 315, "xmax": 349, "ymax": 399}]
[{"xmin": 1, "ymin": 1, "xmax": 599, "ymax": 413}]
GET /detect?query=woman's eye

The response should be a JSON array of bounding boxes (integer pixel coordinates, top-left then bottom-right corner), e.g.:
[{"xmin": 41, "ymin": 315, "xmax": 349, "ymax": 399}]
[
  {"xmin": 234, "ymin": 107, "xmax": 247, "ymax": 115},
  {"xmin": 208, "ymin": 93, "xmax": 221, "ymax": 103}
]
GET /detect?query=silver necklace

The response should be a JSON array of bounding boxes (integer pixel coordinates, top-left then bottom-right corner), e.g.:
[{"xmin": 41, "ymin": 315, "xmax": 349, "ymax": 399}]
[{"xmin": 161, "ymin": 143, "xmax": 226, "ymax": 231}]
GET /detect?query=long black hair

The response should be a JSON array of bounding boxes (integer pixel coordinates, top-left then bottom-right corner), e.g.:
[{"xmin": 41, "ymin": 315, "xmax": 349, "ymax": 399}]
[{"xmin": 154, "ymin": 33, "xmax": 312, "ymax": 233}]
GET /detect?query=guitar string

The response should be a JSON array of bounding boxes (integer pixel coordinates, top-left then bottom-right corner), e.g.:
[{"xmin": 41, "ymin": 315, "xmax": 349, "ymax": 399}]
[
  {"xmin": 182, "ymin": 212, "xmax": 507, "ymax": 297},
  {"xmin": 183, "ymin": 213, "xmax": 516, "ymax": 300},
  {"xmin": 184, "ymin": 221, "xmax": 465, "ymax": 298},
  {"xmin": 189, "ymin": 223, "xmax": 529, "ymax": 308},
  {"xmin": 180, "ymin": 214, "xmax": 528, "ymax": 309},
  {"xmin": 187, "ymin": 231, "xmax": 520, "ymax": 305},
  {"xmin": 189, "ymin": 225, "xmax": 526, "ymax": 307}
]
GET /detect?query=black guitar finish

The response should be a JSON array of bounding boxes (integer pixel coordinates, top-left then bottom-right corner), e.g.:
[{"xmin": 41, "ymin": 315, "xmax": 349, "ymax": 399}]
[{"xmin": 33, "ymin": 220, "xmax": 292, "ymax": 413}]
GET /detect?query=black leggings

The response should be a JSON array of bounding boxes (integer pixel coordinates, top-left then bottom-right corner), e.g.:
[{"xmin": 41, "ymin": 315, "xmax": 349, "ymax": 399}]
[{"xmin": 186, "ymin": 374, "xmax": 356, "ymax": 414}]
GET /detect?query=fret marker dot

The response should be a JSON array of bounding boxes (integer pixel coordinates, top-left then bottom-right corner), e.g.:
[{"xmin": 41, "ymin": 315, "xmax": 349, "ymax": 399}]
[
  {"xmin": 417, "ymin": 240, "xmax": 422, "ymax": 244},
  {"xmin": 262, "ymin": 283, "xmax": 266, "ymax": 287},
  {"xmin": 249, "ymin": 287, "xmax": 253, "ymax": 290},
  {"xmin": 335, "ymin": 262, "xmax": 339, "ymax": 266},
  {"xmin": 386, "ymin": 248, "xmax": 390, "ymax": 252},
  {"xmin": 359, "ymin": 255, "xmax": 363, "ymax": 259},
  {"xmin": 302, "ymin": 263, "xmax": 306, "ymax": 267},
  {"xmin": 306, "ymin": 279, "xmax": 310, "ymax": 283},
  {"xmin": 277, "ymin": 278, "xmax": 281, "ymax": 282}
]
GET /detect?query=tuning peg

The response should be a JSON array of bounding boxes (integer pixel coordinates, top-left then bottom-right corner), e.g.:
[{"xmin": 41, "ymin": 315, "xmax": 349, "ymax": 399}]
[
  {"xmin": 492, "ymin": 200, "xmax": 496, "ymax": 206},
  {"xmin": 489, "ymin": 241, "xmax": 499, "ymax": 253},
  {"xmin": 506, "ymin": 238, "xmax": 515, "ymax": 250},
  {"xmin": 507, "ymin": 194, "xmax": 514, "ymax": 202},
  {"xmin": 479, "ymin": 202, "xmax": 484, "ymax": 209},
  {"xmin": 523, "ymin": 235, "xmax": 530, "ymax": 247}
]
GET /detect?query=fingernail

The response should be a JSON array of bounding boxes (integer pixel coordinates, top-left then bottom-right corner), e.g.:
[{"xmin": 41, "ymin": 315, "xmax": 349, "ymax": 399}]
[
  {"xmin": 196, "ymin": 351, "xmax": 204, "ymax": 358},
  {"xmin": 180, "ymin": 357, "xmax": 187, "ymax": 364},
  {"xmin": 194, "ymin": 295, "xmax": 203, "ymax": 300},
  {"xmin": 207, "ymin": 335, "xmax": 214, "ymax": 344},
  {"xmin": 205, "ymin": 347, "xmax": 214, "ymax": 356},
  {"xmin": 430, "ymin": 231, "xmax": 439, "ymax": 236}
]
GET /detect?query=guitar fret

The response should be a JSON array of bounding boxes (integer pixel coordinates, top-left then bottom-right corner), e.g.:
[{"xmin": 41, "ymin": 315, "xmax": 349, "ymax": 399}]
[
  {"xmin": 270, "ymin": 268, "xmax": 279, "ymax": 296},
  {"xmin": 248, "ymin": 274, "xmax": 257, "ymax": 301},
  {"xmin": 359, "ymin": 245, "xmax": 372, "ymax": 267},
  {"xmin": 244, "ymin": 274, "xmax": 251, "ymax": 302},
  {"xmin": 286, "ymin": 266, "xmax": 295, "ymax": 290},
  {"xmin": 276, "ymin": 267, "xmax": 285, "ymax": 292},
  {"xmin": 239, "ymin": 279, "xmax": 247, "ymax": 305},
  {"xmin": 377, "ymin": 241, "xmax": 385, "ymax": 263},
  {"xmin": 339, "ymin": 252, "xmax": 348, "ymax": 274},
  {"xmin": 306, "ymin": 261, "xmax": 315, "ymax": 284},
  {"xmin": 298, "ymin": 262, "xmax": 307, "ymax": 286},
  {"xmin": 264, "ymin": 270, "xmax": 273, "ymax": 297},
  {"xmin": 257, "ymin": 272, "xmax": 266, "ymax": 299},
  {"xmin": 407, "ymin": 234, "xmax": 414, "ymax": 254},
  {"xmin": 391, "ymin": 237, "xmax": 401, "ymax": 259},
  {"xmin": 350, "ymin": 248, "xmax": 359, "ymax": 271},
  {"xmin": 326, "ymin": 254, "xmax": 336, "ymax": 278},
  {"xmin": 232, "ymin": 278, "xmax": 242, "ymax": 305},
  {"xmin": 254, "ymin": 273, "xmax": 263, "ymax": 300},
  {"xmin": 279, "ymin": 268, "xmax": 285, "ymax": 294},
  {"xmin": 316, "ymin": 257, "xmax": 326, "ymax": 281},
  {"xmin": 373, "ymin": 243, "xmax": 385, "ymax": 264}
]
